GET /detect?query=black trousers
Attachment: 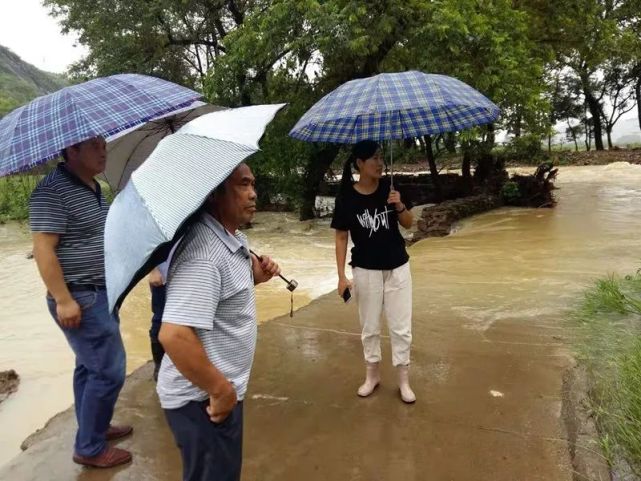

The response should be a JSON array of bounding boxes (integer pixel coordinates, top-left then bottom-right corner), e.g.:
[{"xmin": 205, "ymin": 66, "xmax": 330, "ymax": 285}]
[{"xmin": 164, "ymin": 400, "xmax": 244, "ymax": 481}]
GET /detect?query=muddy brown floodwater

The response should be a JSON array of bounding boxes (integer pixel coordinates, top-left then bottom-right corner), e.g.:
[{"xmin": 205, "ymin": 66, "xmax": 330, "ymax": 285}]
[{"xmin": 2, "ymin": 164, "xmax": 641, "ymax": 480}]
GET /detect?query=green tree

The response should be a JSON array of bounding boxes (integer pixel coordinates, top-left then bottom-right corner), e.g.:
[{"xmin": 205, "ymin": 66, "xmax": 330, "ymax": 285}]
[
  {"xmin": 205, "ymin": 0, "xmax": 432, "ymax": 218},
  {"xmin": 601, "ymin": 63, "xmax": 636, "ymax": 148},
  {"xmin": 551, "ymin": 0, "xmax": 639, "ymax": 150},
  {"xmin": 44, "ymin": 0, "xmax": 251, "ymax": 86},
  {"xmin": 206, "ymin": 0, "xmax": 551, "ymax": 214},
  {"xmin": 46, "ymin": 0, "xmax": 568, "ymax": 216}
]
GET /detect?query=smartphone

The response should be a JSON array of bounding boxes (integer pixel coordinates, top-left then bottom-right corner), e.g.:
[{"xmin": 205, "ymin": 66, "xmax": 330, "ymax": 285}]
[{"xmin": 342, "ymin": 288, "xmax": 352, "ymax": 303}]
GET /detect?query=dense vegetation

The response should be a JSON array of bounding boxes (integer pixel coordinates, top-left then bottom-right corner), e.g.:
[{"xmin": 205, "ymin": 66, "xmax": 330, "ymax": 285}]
[
  {"xmin": 1, "ymin": 1, "xmax": 638, "ymax": 218},
  {"xmin": 0, "ymin": 45, "xmax": 67, "ymax": 117},
  {"xmin": 571, "ymin": 272, "xmax": 641, "ymax": 474}
]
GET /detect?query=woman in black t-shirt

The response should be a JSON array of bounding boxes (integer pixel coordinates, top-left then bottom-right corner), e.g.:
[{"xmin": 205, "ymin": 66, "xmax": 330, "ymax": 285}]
[{"xmin": 331, "ymin": 140, "xmax": 416, "ymax": 403}]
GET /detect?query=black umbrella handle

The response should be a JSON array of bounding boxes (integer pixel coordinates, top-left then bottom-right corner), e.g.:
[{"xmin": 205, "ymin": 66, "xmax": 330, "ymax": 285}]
[{"xmin": 249, "ymin": 249, "xmax": 298, "ymax": 291}]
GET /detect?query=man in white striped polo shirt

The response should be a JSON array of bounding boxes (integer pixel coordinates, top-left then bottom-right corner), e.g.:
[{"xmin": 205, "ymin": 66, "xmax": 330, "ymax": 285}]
[
  {"xmin": 29, "ymin": 137, "xmax": 132, "ymax": 469},
  {"xmin": 158, "ymin": 162, "xmax": 280, "ymax": 481}
]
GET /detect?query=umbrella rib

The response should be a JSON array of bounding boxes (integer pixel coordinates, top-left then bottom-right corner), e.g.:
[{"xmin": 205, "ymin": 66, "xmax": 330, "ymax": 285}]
[{"xmin": 115, "ymin": 129, "xmax": 160, "ymax": 192}]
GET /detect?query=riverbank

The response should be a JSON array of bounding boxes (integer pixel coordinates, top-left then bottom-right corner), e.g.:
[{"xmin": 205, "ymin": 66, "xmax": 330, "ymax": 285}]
[{"xmin": 567, "ymin": 273, "xmax": 641, "ymax": 479}]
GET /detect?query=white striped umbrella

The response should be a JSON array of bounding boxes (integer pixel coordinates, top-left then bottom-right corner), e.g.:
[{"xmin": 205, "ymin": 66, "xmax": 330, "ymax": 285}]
[{"xmin": 105, "ymin": 103, "xmax": 286, "ymax": 312}]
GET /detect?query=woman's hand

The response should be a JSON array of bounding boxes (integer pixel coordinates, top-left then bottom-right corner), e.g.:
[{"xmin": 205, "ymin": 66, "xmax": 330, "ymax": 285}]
[
  {"xmin": 388, "ymin": 189, "xmax": 404, "ymax": 212},
  {"xmin": 338, "ymin": 276, "xmax": 353, "ymax": 298}
]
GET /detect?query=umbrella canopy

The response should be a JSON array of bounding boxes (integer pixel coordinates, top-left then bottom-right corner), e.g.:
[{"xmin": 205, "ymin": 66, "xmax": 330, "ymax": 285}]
[
  {"xmin": 289, "ymin": 71, "xmax": 500, "ymax": 143},
  {"xmin": 0, "ymin": 74, "xmax": 201, "ymax": 177},
  {"xmin": 105, "ymin": 103, "xmax": 286, "ymax": 313},
  {"xmin": 103, "ymin": 101, "xmax": 226, "ymax": 192}
]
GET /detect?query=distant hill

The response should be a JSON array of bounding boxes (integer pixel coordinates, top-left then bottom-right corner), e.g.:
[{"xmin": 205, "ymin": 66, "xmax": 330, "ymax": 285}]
[
  {"xmin": 615, "ymin": 134, "xmax": 641, "ymax": 146},
  {"xmin": 0, "ymin": 45, "xmax": 68, "ymax": 117}
]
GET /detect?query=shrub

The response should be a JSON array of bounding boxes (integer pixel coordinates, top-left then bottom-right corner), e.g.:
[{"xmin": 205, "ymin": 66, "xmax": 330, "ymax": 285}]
[{"xmin": 500, "ymin": 181, "xmax": 521, "ymax": 204}]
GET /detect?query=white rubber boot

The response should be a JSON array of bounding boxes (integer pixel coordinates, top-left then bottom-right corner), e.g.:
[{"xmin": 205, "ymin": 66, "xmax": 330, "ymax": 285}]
[
  {"xmin": 357, "ymin": 362, "xmax": 380, "ymax": 397},
  {"xmin": 397, "ymin": 365, "xmax": 416, "ymax": 403}
]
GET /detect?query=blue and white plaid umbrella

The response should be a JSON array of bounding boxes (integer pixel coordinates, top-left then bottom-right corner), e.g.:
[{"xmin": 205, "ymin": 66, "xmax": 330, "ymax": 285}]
[
  {"xmin": 105, "ymin": 103, "xmax": 286, "ymax": 313},
  {"xmin": 289, "ymin": 71, "xmax": 500, "ymax": 143},
  {"xmin": 0, "ymin": 74, "xmax": 202, "ymax": 177}
]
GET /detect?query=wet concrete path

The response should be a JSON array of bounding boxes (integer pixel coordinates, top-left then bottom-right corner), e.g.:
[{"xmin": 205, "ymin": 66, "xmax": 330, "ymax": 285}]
[{"xmin": 0, "ymin": 291, "xmax": 574, "ymax": 481}]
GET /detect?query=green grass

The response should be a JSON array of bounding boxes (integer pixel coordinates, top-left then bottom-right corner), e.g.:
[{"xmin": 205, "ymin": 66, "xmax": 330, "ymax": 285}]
[
  {"xmin": 0, "ymin": 175, "xmax": 41, "ymax": 222},
  {"xmin": 0, "ymin": 174, "xmax": 114, "ymax": 223},
  {"xmin": 571, "ymin": 272, "xmax": 641, "ymax": 474}
]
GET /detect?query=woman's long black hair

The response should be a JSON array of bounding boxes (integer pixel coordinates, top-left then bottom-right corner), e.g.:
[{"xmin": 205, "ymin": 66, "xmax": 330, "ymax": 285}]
[{"xmin": 339, "ymin": 140, "xmax": 380, "ymax": 195}]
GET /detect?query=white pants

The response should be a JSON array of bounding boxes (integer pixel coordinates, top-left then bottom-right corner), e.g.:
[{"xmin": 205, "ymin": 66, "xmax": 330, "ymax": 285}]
[{"xmin": 352, "ymin": 262, "xmax": 412, "ymax": 366}]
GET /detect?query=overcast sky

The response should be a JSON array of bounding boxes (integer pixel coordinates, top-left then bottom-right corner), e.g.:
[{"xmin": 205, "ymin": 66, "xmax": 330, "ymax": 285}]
[{"xmin": 0, "ymin": 0, "xmax": 86, "ymax": 73}]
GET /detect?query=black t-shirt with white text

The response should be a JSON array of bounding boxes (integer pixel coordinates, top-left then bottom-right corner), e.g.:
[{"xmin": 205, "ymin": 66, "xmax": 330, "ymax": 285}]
[{"xmin": 331, "ymin": 178, "xmax": 410, "ymax": 270}]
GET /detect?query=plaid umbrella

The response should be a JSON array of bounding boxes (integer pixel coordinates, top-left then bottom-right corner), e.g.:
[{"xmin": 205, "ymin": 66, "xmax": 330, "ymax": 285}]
[
  {"xmin": 289, "ymin": 71, "xmax": 500, "ymax": 143},
  {"xmin": 0, "ymin": 74, "xmax": 202, "ymax": 177},
  {"xmin": 105, "ymin": 103, "xmax": 286, "ymax": 312}
]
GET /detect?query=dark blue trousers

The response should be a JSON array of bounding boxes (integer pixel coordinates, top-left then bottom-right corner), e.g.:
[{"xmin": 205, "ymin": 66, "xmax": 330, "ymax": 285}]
[
  {"xmin": 164, "ymin": 400, "xmax": 244, "ymax": 481},
  {"xmin": 47, "ymin": 288, "xmax": 126, "ymax": 457}
]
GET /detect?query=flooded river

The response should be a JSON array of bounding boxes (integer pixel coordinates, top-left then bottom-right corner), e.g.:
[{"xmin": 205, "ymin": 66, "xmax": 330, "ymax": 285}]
[{"xmin": 2, "ymin": 163, "xmax": 641, "ymax": 468}]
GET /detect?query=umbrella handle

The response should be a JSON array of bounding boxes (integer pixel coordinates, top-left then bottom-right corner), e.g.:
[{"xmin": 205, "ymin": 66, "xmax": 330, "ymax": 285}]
[
  {"xmin": 389, "ymin": 139, "xmax": 394, "ymax": 190},
  {"xmin": 249, "ymin": 249, "xmax": 298, "ymax": 291}
]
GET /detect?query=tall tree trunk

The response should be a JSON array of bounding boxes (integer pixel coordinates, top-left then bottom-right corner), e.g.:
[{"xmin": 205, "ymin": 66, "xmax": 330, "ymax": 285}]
[
  {"xmin": 636, "ymin": 78, "xmax": 641, "ymax": 132},
  {"xmin": 444, "ymin": 132, "xmax": 457, "ymax": 154},
  {"xmin": 584, "ymin": 89, "xmax": 604, "ymax": 150},
  {"xmin": 513, "ymin": 111, "xmax": 522, "ymax": 138},
  {"xmin": 299, "ymin": 145, "xmax": 340, "ymax": 221},
  {"xmin": 606, "ymin": 126, "xmax": 613, "ymax": 149},
  {"xmin": 461, "ymin": 149, "xmax": 473, "ymax": 194},
  {"xmin": 484, "ymin": 123, "xmax": 496, "ymax": 150},
  {"xmin": 584, "ymin": 120, "xmax": 590, "ymax": 151},
  {"xmin": 423, "ymin": 135, "xmax": 443, "ymax": 202}
]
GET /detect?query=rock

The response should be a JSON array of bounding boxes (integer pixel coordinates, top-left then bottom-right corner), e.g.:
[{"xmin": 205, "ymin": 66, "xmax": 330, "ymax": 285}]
[
  {"xmin": 413, "ymin": 194, "xmax": 502, "ymax": 242},
  {"xmin": 0, "ymin": 369, "xmax": 20, "ymax": 403}
]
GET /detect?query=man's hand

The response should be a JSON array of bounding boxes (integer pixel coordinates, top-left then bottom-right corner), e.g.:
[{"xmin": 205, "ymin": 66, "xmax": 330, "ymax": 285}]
[
  {"xmin": 252, "ymin": 254, "xmax": 281, "ymax": 284},
  {"xmin": 57, "ymin": 297, "xmax": 82, "ymax": 328},
  {"xmin": 160, "ymin": 322, "xmax": 238, "ymax": 423},
  {"xmin": 206, "ymin": 380, "xmax": 237, "ymax": 423},
  {"xmin": 148, "ymin": 267, "xmax": 164, "ymax": 287},
  {"xmin": 259, "ymin": 255, "xmax": 280, "ymax": 279},
  {"xmin": 32, "ymin": 231, "xmax": 80, "ymax": 327},
  {"xmin": 338, "ymin": 276, "xmax": 353, "ymax": 298}
]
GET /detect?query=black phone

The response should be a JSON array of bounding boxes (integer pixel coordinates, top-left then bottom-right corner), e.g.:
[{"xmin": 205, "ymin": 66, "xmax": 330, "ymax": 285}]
[{"xmin": 342, "ymin": 288, "xmax": 352, "ymax": 303}]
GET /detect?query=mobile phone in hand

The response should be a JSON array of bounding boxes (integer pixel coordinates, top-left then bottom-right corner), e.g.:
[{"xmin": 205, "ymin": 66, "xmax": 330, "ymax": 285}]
[{"xmin": 342, "ymin": 288, "xmax": 352, "ymax": 303}]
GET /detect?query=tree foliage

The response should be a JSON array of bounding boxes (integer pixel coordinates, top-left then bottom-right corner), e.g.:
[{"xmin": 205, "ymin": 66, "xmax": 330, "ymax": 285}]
[{"xmin": 44, "ymin": 0, "xmax": 641, "ymax": 215}]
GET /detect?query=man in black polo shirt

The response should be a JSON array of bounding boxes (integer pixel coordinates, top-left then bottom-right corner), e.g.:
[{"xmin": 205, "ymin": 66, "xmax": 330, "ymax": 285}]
[{"xmin": 29, "ymin": 136, "xmax": 132, "ymax": 468}]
